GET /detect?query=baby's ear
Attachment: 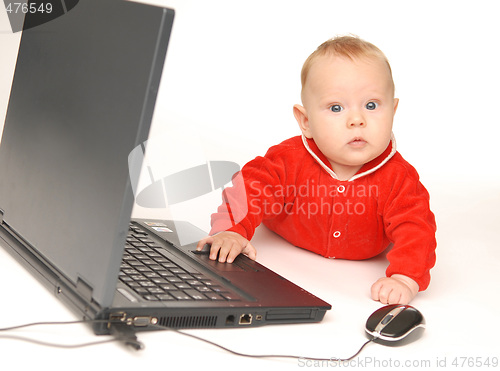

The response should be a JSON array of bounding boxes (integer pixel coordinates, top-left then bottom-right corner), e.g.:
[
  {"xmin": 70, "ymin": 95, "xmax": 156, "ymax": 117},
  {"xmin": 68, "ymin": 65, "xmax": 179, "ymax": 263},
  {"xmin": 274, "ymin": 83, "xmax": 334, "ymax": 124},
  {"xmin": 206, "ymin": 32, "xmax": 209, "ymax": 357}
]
[
  {"xmin": 293, "ymin": 104, "xmax": 312, "ymax": 138},
  {"xmin": 393, "ymin": 98, "xmax": 399, "ymax": 114}
]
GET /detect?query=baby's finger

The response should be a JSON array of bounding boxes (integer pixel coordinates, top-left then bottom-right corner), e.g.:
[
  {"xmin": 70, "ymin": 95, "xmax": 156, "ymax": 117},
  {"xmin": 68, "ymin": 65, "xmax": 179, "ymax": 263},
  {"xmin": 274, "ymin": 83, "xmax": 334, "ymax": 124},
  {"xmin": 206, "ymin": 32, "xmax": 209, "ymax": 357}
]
[
  {"xmin": 216, "ymin": 241, "xmax": 237, "ymax": 263},
  {"xmin": 225, "ymin": 244, "xmax": 243, "ymax": 263},
  {"xmin": 196, "ymin": 236, "xmax": 213, "ymax": 250},
  {"xmin": 379, "ymin": 288, "xmax": 393, "ymax": 304},
  {"xmin": 374, "ymin": 282, "xmax": 392, "ymax": 304},
  {"xmin": 370, "ymin": 280, "xmax": 383, "ymax": 302},
  {"xmin": 242, "ymin": 242, "xmax": 257, "ymax": 260},
  {"xmin": 208, "ymin": 240, "xmax": 223, "ymax": 261},
  {"xmin": 386, "ymin": 289, "xmax": 402, "ymax": 305}
]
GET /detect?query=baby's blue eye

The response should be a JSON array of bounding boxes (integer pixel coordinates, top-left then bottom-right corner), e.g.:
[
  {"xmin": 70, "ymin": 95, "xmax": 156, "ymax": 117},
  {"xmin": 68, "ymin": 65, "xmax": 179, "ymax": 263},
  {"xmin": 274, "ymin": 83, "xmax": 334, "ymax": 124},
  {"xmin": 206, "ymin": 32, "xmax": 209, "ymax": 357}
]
[
  {"xmin": 330, "ymin": 104, "xmax": 343, "ymax": 113},
  {"xmin": 366, "ymin": 102, "xmax": 378, "ymax": 110}
]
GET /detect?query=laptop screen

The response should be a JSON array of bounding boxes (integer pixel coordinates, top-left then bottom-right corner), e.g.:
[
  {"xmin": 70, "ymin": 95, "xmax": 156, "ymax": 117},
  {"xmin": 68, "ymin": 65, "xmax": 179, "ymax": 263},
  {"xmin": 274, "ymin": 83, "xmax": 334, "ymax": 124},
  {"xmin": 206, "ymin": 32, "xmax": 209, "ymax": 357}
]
[{"xmin": 0, "ymin": 0, "xmax": 174, "ymax": 307}]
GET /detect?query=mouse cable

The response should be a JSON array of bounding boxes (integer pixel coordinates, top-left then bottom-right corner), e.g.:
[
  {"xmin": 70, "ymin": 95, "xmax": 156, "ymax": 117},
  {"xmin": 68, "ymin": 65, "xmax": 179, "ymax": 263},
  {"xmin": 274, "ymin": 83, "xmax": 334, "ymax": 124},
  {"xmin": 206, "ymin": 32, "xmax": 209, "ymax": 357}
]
[
  {"xmin": 0, "ymin": 319, "xmax": 375, "ymax": 361},
  {"xmin": 156, "ymin": 324, "xmax": 376, "ymax": 362}
]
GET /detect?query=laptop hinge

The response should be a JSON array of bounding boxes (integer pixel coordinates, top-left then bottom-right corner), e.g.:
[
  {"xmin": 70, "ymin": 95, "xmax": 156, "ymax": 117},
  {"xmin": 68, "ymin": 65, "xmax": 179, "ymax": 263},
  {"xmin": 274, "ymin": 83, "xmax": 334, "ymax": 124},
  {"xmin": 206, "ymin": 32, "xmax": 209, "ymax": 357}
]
[
  {"xmin": 76, "ymin": 277, "xmax": 94, "ymax": 302},
  {"xmin": 0, "ymin": 209, "xmax": 4, "ymax": 224}
]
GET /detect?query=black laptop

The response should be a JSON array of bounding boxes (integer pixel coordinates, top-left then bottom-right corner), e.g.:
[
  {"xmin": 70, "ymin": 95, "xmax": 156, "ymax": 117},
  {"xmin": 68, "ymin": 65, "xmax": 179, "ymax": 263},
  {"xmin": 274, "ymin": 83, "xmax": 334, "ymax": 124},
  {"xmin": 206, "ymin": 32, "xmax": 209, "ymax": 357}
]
[{"xmin": 0, "ymin": 0, "xmax": 331, "ymax": 336}]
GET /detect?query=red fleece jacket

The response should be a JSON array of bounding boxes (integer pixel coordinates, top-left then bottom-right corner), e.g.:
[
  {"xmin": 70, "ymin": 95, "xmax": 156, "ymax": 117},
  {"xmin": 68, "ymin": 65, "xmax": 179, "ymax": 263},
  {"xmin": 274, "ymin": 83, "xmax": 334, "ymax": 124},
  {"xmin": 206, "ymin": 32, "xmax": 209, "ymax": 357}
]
[{"xmin": 210, "ymin": 135, "xmax": 437, "ymax": 291}]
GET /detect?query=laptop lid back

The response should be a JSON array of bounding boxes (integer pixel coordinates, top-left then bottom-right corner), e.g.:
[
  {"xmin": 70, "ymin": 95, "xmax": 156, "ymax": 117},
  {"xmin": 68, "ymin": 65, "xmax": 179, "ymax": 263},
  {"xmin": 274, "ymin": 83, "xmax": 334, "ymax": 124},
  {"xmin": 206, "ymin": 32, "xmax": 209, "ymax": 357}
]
[{"xmin": 0, "ymin": 0, "xmax": 174, "ymax": 307}]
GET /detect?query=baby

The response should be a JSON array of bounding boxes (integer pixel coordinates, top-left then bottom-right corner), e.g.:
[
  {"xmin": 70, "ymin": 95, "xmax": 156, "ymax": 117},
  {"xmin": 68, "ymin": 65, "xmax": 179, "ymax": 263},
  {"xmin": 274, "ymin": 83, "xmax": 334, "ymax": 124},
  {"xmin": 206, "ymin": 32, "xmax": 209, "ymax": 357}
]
[{"xmin": 197, "ymin": 36, "xmax": 436, "ymax": 305}]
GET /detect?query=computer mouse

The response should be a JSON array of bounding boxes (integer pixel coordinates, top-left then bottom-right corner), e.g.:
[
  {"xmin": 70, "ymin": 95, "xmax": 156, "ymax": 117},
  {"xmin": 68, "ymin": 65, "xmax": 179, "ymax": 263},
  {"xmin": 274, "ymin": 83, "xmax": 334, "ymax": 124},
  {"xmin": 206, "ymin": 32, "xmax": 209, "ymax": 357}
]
[{"xmin": 365, "ymin": 304, "xmax": 425, "ymax": 346}]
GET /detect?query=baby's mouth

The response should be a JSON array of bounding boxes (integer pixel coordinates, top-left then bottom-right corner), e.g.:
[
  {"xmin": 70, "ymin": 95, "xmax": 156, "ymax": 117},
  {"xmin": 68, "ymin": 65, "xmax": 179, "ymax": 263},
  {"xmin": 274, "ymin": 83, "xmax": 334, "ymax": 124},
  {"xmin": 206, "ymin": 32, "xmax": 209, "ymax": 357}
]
[{"xmin": 348, "ymin": 137, "xmax": 367, "ymax": 148}]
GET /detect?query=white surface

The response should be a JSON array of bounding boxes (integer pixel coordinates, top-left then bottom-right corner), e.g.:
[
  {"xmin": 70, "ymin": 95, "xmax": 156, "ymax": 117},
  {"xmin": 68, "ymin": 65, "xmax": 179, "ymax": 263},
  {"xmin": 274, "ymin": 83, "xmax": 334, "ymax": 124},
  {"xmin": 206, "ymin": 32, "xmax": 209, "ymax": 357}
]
[{"xmin": 1, "ymin": 1, "xmax": 499, "ymax": 370}]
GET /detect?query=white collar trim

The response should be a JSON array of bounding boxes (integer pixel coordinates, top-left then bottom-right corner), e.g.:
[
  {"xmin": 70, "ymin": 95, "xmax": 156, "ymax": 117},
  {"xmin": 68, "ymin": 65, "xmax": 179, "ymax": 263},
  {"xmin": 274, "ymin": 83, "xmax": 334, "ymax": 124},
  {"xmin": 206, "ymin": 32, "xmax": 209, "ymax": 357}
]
[{"xmin": 301, "ymin": 133, "xmax": 397, "ymax": 181}]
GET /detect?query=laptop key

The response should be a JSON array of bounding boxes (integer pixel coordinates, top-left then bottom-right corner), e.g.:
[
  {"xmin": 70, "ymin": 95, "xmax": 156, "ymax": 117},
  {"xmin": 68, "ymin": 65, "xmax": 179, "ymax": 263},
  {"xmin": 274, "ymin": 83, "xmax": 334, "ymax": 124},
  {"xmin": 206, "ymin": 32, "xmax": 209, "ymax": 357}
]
[
  {"xmin": 150, "ymin": 265, "xmax": 164, "ymax": 271},
  {"xmin": 160, "ymin": 284, "xmax": 177, "ymax": 291},
  {"xmin": 184, "ymin": 289, "xmax": 207, "ymax": 300},
  {"xmin": 205, "ymin": 293, "xmax": 224, "ymax": 301},
  {"xmin": 210, "ymin": 286, "xmax": 225, "ymax": 293},
  {"xmin": 169, "ymin": 268, "xmax": 185, "ymax": 274},
  {"xmin": 158, "ymin": 270, "xmax": 174, "ymax": 278},
  {"xmin": 144, "ymin": 272, "xmax": 160, "ymax": 278},
  {"xmin": 139, "ymin": 281, "xmax": 156, "ymax": 287},
  {"xmin": 135, "ymin": 266, "xmax": 152, "ymax": 272},
  {"xmin": 156, "ymin": 294, "xmax": 175, "ymax": 301},
  {"xmin": 130, "ymin": 275, "xmax": 146, "ymax": 281},
  {"xmin": 174, "ymin": 283, "xmax": 191, "ymax": 289},
  {"xmin": 138, "ymin": 237, "xmax": 155, "ymax": 244},
  {"xmin": 196, "ymin": 286, "xmax": 212, "ymax": 293},
  {"xmin": 220, "ymin": 293, "xmax": 240, "ymax": 301},
  {"xmin": 126, "ymin": 281, "xmax": 141, "ymax": 288},
  {"xmin": 170, "ymin": 291, "xmax": 191, "ymax": 300},
  {"xmin": 154, "ymin": 257, "xmax": 170, "ymax": 264},
  {"xmin": 128, "ymin": 260, "xmax": 145, "ymax": 267},
  {"xmin": 122, "ymin": 268, "xmax": 137, "ymax": 275}
]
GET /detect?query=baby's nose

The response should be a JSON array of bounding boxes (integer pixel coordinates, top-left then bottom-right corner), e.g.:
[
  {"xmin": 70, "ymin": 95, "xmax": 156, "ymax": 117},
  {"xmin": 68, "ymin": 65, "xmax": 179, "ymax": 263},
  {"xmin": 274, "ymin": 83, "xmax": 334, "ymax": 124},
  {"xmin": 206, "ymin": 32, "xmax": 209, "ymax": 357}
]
[
  {"xmin": 348, "ymin": 117, "xmax": 366, "ymax": 127},
  {"xmin": 347, "ymin": 109, "xmax": 366, "ymax": 127}
]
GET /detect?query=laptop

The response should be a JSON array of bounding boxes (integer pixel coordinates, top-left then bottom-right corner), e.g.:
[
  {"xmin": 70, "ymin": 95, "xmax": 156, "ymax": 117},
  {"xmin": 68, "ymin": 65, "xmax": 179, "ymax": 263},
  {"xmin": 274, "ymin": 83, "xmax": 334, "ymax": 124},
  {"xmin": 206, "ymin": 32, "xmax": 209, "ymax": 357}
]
[{"xmin": 0, "ymin": 0, "xmax": 331, "ymax": 336}]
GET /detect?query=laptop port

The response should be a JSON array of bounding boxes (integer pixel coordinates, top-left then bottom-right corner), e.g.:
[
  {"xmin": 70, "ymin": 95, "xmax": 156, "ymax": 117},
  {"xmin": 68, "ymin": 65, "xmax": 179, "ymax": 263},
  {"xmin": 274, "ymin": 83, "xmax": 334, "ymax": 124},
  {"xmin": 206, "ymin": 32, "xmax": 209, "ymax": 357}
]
[
  {"xmin": 239, "ymin": 314, "xmax": 252, "ymax": 325},
  {"xmin": 109, "ymin": 312, "xmax": 127, "ymax": 323},
  {"xmin": 132, "ymin": 316, "xmax": 158, "ymax": 327},
  {"xmin": 225, "ymin": 315, "xmax": 235, "ymax": 325}
]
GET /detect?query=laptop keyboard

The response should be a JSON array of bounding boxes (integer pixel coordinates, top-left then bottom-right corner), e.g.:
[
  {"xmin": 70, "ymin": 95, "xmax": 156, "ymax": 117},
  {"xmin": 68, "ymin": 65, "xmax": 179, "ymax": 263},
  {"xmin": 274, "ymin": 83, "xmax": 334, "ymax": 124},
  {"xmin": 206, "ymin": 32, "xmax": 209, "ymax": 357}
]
[{"xmin": 119, "ymin": 225, "xmax": 241, "ymax": 302}]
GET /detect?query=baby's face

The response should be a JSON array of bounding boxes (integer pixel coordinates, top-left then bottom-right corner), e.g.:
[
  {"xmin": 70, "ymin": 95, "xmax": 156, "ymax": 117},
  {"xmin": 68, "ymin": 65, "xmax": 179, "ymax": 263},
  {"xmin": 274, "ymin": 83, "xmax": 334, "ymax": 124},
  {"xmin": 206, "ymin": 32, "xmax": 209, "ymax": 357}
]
[{"xmin": 296, "ymin": 55, "xmax": 398, "ymax": 179}]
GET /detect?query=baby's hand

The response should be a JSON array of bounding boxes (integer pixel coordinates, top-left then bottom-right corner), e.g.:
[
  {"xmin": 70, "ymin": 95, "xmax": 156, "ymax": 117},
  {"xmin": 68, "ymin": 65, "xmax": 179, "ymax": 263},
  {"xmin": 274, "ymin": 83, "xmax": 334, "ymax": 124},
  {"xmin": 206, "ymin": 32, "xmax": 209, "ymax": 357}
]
[
  {"xmin": 196, "ymin": 231, "xmax": 257, "ymax": 263},
  {"xmin": 371, "ymin": 274, "xmax": 419, "ymax": 305}
]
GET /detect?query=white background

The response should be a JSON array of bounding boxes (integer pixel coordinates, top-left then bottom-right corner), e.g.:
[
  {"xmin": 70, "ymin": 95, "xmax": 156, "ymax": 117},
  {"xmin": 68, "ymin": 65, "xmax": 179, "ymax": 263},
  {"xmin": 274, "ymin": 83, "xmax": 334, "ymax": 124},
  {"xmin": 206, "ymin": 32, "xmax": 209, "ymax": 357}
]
[
  {"xmin": 135, "ymin": 0, "xmax": 500, "ymax": 234},
  {"xmin": 1, "ymin": 1, "xmax": 499, "ymax": 370}
]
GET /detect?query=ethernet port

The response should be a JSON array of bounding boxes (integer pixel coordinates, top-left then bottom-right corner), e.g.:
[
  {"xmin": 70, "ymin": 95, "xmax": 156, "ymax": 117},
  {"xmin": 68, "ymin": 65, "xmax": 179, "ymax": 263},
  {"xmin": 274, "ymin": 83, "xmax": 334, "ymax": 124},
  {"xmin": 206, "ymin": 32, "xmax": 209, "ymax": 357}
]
[{"xmin": 239, "ymin": 314, "xmax": 252, "ymax": 325}]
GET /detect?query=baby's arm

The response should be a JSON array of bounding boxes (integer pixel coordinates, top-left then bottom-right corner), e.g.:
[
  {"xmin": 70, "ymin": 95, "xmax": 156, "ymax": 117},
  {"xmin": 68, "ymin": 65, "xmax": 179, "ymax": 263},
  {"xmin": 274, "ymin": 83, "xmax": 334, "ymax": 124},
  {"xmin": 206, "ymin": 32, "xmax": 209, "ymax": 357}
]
[
  {"xmin": 196, "ymin": 231, "xmax": 257, "ymax": 263},
  {"xmin": 371, "ymin": 274, "xmax": 419, "ymax": 305}
]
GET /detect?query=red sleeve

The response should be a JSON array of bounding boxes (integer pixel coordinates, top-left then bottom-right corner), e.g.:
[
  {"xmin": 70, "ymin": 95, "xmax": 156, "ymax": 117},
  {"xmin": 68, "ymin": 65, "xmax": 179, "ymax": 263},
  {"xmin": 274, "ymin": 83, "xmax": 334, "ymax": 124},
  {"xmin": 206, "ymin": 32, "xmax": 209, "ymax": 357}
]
[
  {"xmin": 209, "ymin": 145, "xmax": 291, "ymax": 240},
  {"xmin": 383, "ymin": 165, "xmax": 437, "ymax": 291}
]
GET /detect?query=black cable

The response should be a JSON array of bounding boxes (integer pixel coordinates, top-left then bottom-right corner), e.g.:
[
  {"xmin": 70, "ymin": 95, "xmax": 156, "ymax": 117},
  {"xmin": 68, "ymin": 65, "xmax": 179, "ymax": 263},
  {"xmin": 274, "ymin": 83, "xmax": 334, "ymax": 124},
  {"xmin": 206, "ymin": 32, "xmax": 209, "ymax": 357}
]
[
  {"xmin": 160, "ymin": 325, "xmax": 376, "ymax": 362},
  {"xmin": 0, "ymin": 319, "xmax": 375, "ymax": 361},
  {"xmin": 0, "ymin": 319, "xmax": 108, "ymax": 332},
  {"xmin": 0, "ymin": 334, "xmax": 120, "ymax": 349},
  {"xmin": 0, "ymin": 319, "xmax": 121, "ymax": 349}
]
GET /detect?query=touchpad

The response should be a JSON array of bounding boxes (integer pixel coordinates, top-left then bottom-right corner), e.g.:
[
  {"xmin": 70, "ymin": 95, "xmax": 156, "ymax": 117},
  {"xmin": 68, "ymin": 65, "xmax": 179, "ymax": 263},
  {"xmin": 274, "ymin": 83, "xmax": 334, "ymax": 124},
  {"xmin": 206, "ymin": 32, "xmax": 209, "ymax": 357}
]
[{"xmin": 191, "ymin": 251, "xmax": 258, "ymax": 272}]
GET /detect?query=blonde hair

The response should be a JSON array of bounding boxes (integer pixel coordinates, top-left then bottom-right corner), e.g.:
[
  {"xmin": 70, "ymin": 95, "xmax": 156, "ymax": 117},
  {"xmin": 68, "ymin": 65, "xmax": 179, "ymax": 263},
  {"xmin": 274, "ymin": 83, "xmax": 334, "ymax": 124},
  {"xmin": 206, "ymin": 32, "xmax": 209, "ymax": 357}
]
[{"xmin": 300, "ymin": 35, "xmax": 394, "ymax": 92}]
